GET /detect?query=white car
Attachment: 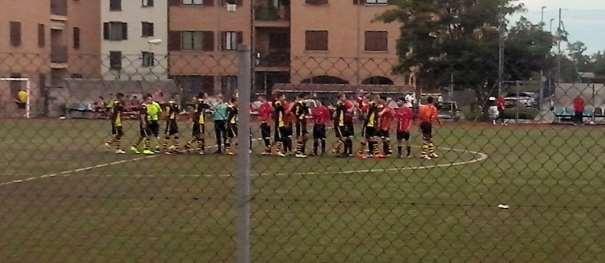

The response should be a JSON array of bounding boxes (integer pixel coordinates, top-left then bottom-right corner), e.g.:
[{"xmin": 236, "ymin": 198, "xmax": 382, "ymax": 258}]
[{"xmin": 504, "ymin": 92, "xmax": 537, "ymax": 108}]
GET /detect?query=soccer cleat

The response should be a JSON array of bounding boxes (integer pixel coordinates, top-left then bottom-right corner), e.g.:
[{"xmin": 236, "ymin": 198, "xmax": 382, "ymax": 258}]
[
  {"xmin": 142, "ymin": 149, "xmax": 154, "ymax": 155},
  {"xmin": 115, "ymin": 149, "xmax": 126, "ymax": 154},
  {"xmin": 429, "ymin": 153, "xmax": 439, "ymax": 159},
  {"xmin": 199, "ymin": 150, "xmax": 206, "ymax": 155},
  {"xmin": 130, "ymin": 146, "xmax": 141, "ymax": 154},
  {"xmin": 225, "ymin": 151, "xmax": 235, "ymax": 156},
  {"xmin": 295, "ymin": 153, "xmax": 307, "ymax": 158},
  {"xmin": 104, "ymin": 142, "xmax": 112, "ymax": 149},
  {"xmin": 276, "ymin": 152, "xmax": 286, "ymax": 157},
  {"xmin": 420, "ymin": 155, "xmax": 432, "ymax": 160}
]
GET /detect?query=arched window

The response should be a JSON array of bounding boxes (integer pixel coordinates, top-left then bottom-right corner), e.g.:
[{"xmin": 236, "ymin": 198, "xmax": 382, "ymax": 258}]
[
  {"xmin": 301, "ymin": 75, "xmax": 349, "ymax": 84},
  {"xmin": 361, "ymin": 76, "xmax": 394, "ymax": 85}
]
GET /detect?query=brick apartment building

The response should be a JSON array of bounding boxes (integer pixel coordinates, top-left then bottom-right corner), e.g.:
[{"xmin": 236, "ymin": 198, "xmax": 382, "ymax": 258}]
[
  {"xmin": 0, "ymin": 0, "xmax": 100, "ymax": 116},
  {"xmin": 168, "ymin": 0, "xmax": 406, "ymax": 97}
]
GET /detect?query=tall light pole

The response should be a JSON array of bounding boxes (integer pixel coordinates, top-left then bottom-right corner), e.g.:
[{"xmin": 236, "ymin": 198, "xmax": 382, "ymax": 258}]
[
  {"xmin": 541, "ymin": 6, "xmax": 547, "ymax": 26},
  {"xmin": 498, "ymin": 12, "xmax": 505, "ymax": 96}
]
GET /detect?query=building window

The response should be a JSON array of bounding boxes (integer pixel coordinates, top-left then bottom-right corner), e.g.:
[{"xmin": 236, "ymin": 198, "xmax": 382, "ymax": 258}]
[
  {"xmin": 182, "ymin": 0, "xmax": 204, "ymax": 4},
  {"xmin": 142, "ymin": 22, "xmax": 154, "ymax": 37},
  {"xmin": 221, "ymin": 76, "xmax": 238, "ymax": 99},
  {"xmin": 305, "ymin": 0, "xmax": 328, "ymax": 5},
  {"xmin": 38, "ymin": 24, "xmax": 45, "ymax": 47},
  {"xmin": 110, "ymin": 0, "xmax": 122, "ymax": 11},
  {"xmin": 109, "ymin": 51, "xmax": 122, "ymax": 70},
  {"xmin": 10, "ymin": 21, "xmax": 22, "ymax": 47},
  {"xmin": 365, "ymin": 31, "xmax": 387, "ymax": 51},
  {"xmin": 9, "ymin": 73, "xmax": 22, "ymax": 96},
  {"xmin": 305, "ymin": 31, "xmax": 328, "ymax": 51},
  {"xmin": 142, "ymin": 52, "xmax": 155, "ymax": 67},
  {"xmin": 142, "ymin": 0, "xmax": 154, "ymax": 7},
  {"xmin": 181, "ymin": 31, "xmax": 214, "ymax": 51},
  {"xmin": 221, "ymin": 31, "xmax": 242, "ymax": 51},
  {"xmin": 103, "ymin": 22, "xmax": 128, "ymax": 41},
  {"xmin": 73, "ymin": 27, "xmax": 80, "ymax": 49},
  {"xmin": 365, "ymin": 0, "xmax": 388, "ymax": 4},
  {"xmin": 70, "ymin": 74, "xmax": 83, "ymax": 79}
]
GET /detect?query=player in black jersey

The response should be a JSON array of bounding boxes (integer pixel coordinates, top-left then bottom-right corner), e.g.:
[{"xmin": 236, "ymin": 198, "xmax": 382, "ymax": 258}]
[
  {"xmin": 293, "ymin": 94, "xmax": 310, "ymax": 158},
  {"xmin": 163, "ymin": 99, "xmax": 181, "ymax": 154},
  {"xmin": 225, "ymin": 97, "xmax": 239, "ymax": 155},
  {"xmin": 104, "ymin": 93, "xmax": 126, "ymax": 154},
  {"xmin": 186, "ymin": 93, "xmax": 211, "ymax": 155}
]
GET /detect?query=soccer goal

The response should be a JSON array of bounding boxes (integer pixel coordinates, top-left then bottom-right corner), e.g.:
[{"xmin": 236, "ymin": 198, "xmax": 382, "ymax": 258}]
[{"xmin": 0, "ymin": 77, "xmax": 31, "ymax": 119}]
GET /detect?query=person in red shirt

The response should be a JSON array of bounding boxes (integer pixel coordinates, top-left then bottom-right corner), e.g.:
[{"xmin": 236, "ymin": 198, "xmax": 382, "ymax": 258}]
[
  {"xmin": 284, "ymin": 99, "xmax": 296, "ymax": 154},
  {"xmin": 395, "ymin": 100, "xmax": 414, "ymax": 158},
  {"xmin": 496, "ymin": 96, "xmax": 506, "ymax": 125},
  {"xmin": 378, "ymin": 101, "xmax": 395, "ymax": 157},
  {"xmin": 418, "ymin": 96, "xmax": 441, "ymax": 160},
  {"xmin": 312, "ymin": 102, "xmax": 331, "ymax": 156},
  {"xmin": 573, "ymin": 96, "xmax": 585, "ymax": 125},
  {"xmin": 257, "ymin": 96, "xmax": 274, "ymax": 155}
]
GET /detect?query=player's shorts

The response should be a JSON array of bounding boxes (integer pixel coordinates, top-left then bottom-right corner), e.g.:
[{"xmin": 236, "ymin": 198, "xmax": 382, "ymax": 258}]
[
  {"xmin": 260, "ymin": 123, "xmax": 271, "ymax": 140},
  {"xmin": 379, "ymin": 129, "xmax": 390, "ymax": 139},
  {"xmin": 313, "ymin": 124, "xmax": 326, "ymax": 139},
  {"xmin": 286, "ymin": 125, "xmax": 293, "ymax": 138},
  {"xmin": 148, "ymin": 121, "xmax": 160, "ymax": 137},
  {"xmin": 139, "ymin": 125, "xmax": 151, "ymax": 137},
  {"xmin": 165, "ymin": 120, "xmax": 179, "ymax": 136},
  {"xmin": 337, "ymin": 125, "xmax": 353, "ymax": 138},
  {"xmin": 112, "ymin": 125, "xmax": 124, "ymax": 137},
  {"xmin": 420, "ymin": 122, "xmax": 432, "ymax": 139},
  {"xmin": 397, "ymin": 131, "xmax": 410, "ymax": 141},
  {"xmin": 227, "ymin": 123, "xmax": 238, "ymax": 138},
  {"xmin": 364, "ymin": 126, "xmax": 377, "ymax": 139},
  {"xmin": 278, "ymin": 126, "xmax": 289, "ymax": 142},
  {"xmin": 192, "ymin": 123, "xmax": 205, "ymax": 137},
  {"xmin": 16, "ymin": 102, "xmax": 26, "ymax": 109},
  {"xmin": 295, "ymin": 120, "xmax": 308, "ymax": 137}
]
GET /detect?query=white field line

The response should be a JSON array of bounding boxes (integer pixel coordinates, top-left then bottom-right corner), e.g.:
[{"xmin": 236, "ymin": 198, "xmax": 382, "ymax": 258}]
[{"xmin": 0, "ymin": 146, "xmax": 488, "ymax": 187}]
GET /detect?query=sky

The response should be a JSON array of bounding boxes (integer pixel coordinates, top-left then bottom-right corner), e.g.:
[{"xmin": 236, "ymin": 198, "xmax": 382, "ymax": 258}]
[{"xmin": 512, "ymin": 0, "xmax": 605, "ymax": 54}]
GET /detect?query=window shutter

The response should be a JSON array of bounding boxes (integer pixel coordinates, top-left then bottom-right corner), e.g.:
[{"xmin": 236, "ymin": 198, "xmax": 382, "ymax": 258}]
[
  {"xmin": 38, "ymin": 24, "xmax": 45, "ymax": 47},
  {"xmin": 353, "ymin": 0, "xmax": 359, "ymax": 4},
  {"xmin": 121, "ymin": 23, "xmax": 128, "ymax": 40},
  {"xmin": 10, "ymin": 21, "xmax": 22, "ymax": 47},
  {"xmin": 168, "ymin": 0, "xmax": 180, "ymax": 6},
  {"xmin": 168, "ymin": 31, "xmax": 181, "ymax": 51},
  {"xmin": 220, "ymin": 31, "xmax": 226, "ymax": 51},
  {"xmin": 237, "ymin": 32, "xmax": 243, "ymax": 45},
  {"xmin": 73, "ymin": 27, "xmax": 81, "ymax": 49},
  {"xmin": 103, "ymin": 22, "xmax": 109, "ymax": 40},
  {"xmin": 202, "ymin": 31, "xmax": 214, "ymax": 51},
  {"xmin": 203, "ymin": 0, "xmax": 214, "ymax": 6},
  {"xmin": 149, "ymin": 0, "xmax": 154, "ymax": 6}
]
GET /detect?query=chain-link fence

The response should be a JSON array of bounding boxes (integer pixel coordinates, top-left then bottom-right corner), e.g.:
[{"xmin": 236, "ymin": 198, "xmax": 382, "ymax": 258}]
[{"xmin": 1, "ymin": 49, "xmax": 604, "ymax": 262}]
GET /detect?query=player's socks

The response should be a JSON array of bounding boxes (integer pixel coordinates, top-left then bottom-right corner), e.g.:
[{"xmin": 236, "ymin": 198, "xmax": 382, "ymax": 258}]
[
  {"xmin": 397, "ymin": 145, "xmax": 403, "ymax": 158},
  {"xmin": 320, "ymin": 139, "xmax": 326, "ymax": 155},
  {"xmin": 406, "ymin": 146, "xmax": 412, "ymax": 157}
]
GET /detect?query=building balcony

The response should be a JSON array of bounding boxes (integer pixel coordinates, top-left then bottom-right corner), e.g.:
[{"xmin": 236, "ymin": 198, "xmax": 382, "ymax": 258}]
[
  {"xmin": 255, "ymin": 52, "xmax": 290, "ymax": 71},
  {"xmin": 254, "ymin": 5, "xmax": 290, "ymax": 28},
  {"xmin": 50, "ymin": 0, "xmax": 68, "ymax": 20},
  {"xmin": 51, "ymin": 46, "xmax": 68, "ymax": 67}
]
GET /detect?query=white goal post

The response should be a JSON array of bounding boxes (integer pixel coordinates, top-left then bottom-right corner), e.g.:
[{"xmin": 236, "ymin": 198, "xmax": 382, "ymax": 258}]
[{"xmin": 0, "ymin": 77, "xmax": 31, "ymax": 119}]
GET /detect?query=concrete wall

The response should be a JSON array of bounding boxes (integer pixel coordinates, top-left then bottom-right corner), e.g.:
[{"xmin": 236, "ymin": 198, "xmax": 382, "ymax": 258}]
[{"xmin": 101, "ymin": 0, "xmax": 168, "ymax": 80}]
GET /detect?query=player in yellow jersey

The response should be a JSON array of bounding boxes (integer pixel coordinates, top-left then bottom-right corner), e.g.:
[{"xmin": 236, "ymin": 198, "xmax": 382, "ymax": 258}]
[{"xmin": 104, "ymin": 93, "xmax": 126, "ymax": 154}]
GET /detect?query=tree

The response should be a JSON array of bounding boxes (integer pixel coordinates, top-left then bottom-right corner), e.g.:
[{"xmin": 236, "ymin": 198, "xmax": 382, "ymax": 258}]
[
  {"xmin": 378, "ymin": 0, "xmax": 553, "ymax": 104},
  {"xmin": 591, "ymin": 51, "xmax": 605, "ymax": 77}
]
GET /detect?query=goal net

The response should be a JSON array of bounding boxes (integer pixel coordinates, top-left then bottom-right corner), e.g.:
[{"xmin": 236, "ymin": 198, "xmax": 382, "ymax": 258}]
[{"xmin": 0, "ymin": 78, "xmax": 31, "ymax": 119}]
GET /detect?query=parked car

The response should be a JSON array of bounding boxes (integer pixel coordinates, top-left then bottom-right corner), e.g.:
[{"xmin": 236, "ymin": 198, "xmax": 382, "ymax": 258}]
[
  {"xmin": 437, "ymin": 101, "xmax": 462, "ymax": 121},
  {"xmin": 504, "ymin": 92, "xmax": 538, "ymax": 108}
]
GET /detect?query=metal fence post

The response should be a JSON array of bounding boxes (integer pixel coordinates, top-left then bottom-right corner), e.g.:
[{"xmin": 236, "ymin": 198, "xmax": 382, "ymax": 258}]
[{"xmin": 236, "ymin": 44, "xmax": 252, "ymax": 263}]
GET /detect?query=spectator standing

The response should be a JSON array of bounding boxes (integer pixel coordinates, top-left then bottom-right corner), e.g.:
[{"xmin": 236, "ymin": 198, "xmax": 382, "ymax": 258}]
[
  {"xmin": 573, "ymin": 96, "xmax": 585, "ymax": 125},
  {"xmin": 496, "ymin": 96, "xmax": 506, "ymax": 125}
]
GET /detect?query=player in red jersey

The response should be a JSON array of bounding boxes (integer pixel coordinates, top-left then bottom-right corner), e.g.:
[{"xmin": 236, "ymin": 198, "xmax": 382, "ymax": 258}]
[
  {"xmin": 378, "ymin": 100, "xmax": 395, "ymax": 157},
  {"xmin": 395, "ymin": 99, "xmax": 414, "ymax": 158},
  {"xmin": 257, "ymin": 96, "xmax": 274, "ymax": 155},
  {"xmin": 311, "ymin": 101, "xmax": 331, "ymax": 156}
]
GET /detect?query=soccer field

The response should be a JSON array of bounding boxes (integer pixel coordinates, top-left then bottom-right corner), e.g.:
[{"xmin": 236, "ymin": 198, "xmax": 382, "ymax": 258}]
[{"xmin": 1, "ymin": 119, "xmax": 604, "ymax": 262}]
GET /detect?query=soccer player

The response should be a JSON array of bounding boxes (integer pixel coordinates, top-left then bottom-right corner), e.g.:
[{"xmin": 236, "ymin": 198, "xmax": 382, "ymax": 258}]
[
  {"xmin": 378, "ymin": 100, "xmax": 395, "ymax": 157},
  {"xmin": 130, "ymin": 100, "xmax": 154, "ymax": 155},
  {"xmin": 284, "ymin": 98, "xmax": 295, "ymax": 155},
  {"xmin": 418, "ymin": 96, "xmax": 441, "ymax": 160},
  {"xmin": 145, "ymin": 95, "xmax": 162, "ymax": 153},
  {"xmin": 225, "ymin": 97, "xmax": 239, "ymax": 155},
  {"xmin": 334, "ymin": 93, "xmax": 355, "ymax": 157},
  {"xmin": 273, "ymin": 94, "xmax": 288, "ymax": 157},
  {"xmin": 186, "ymin": 93, "xmax": 210, "ymax": 155},
  {"xmin": 293, "ymin": 94, "xmax": 310, "ymax": 158},
  {"xmin": 163, "ymin": 99, "xmax": 181, "ymax": 154},
  {"xmin": 213, "ymin": 95, "xmax": 229, "ymax": 154},
  {"xmin": 258, "ymin": 96, "xmax": 274, "ymax": 155},
  {"xmin": 362, "ymin": 98, "xmax": 380, "ymax": 158},
  {"xmin": 105, "ymin": 93, "xmax": 126, "ymax": 154},
  {"xmin": 312, "ymin": 101, "xmax": 330, "ymax": 156},
  {"xmin": 395, "ymin": 99, "xmax": 414, "ymax": 158}
]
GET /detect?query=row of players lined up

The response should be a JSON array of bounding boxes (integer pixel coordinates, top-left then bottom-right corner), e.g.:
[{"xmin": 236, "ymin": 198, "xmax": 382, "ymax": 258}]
[{"xmin": 104, "ymin": 92, "xmax": 442, "ymax": 160}]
